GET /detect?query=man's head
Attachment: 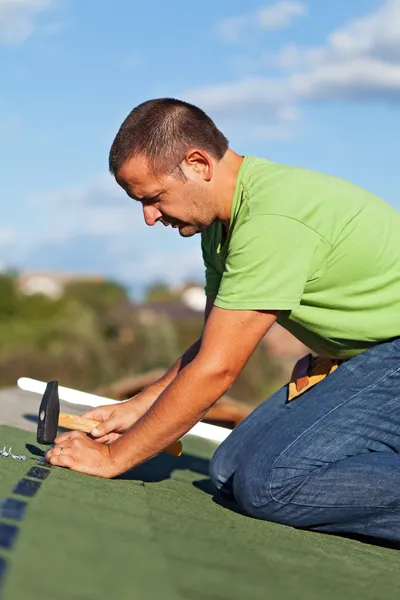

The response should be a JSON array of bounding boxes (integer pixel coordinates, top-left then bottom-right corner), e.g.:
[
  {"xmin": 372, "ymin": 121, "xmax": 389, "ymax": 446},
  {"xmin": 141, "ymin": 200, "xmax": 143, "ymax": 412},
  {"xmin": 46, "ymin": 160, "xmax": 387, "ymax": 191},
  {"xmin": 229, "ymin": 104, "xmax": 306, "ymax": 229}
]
[{"xmin": 109, "ymin": 98, "xmax": 229, "ymax": 237}]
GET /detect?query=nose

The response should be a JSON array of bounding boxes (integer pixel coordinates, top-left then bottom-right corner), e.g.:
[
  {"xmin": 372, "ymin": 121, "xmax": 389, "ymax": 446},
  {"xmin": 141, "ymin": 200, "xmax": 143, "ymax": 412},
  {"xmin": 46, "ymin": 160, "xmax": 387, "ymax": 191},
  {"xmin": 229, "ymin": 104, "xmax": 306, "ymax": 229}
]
[{"xmin": 142, "ymin": 204, "xmax": 163, "ymax": 226}]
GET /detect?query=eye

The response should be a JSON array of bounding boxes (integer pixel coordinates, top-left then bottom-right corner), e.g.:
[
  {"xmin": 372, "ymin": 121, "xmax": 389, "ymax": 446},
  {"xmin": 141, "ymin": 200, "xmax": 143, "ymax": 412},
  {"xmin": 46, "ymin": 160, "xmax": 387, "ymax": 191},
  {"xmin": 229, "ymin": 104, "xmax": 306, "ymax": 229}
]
[{"xmin": 144, "ymin": 193, "xmax": 163, "ymax": 205}]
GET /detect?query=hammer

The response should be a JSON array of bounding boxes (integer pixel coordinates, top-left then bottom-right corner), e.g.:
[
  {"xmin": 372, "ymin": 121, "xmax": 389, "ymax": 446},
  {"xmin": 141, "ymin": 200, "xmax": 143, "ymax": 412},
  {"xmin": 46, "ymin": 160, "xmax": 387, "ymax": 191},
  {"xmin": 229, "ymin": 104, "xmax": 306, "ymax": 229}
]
[{"xmin": 36, "ymin": 380, "xmax": 183, "ymax": 456}]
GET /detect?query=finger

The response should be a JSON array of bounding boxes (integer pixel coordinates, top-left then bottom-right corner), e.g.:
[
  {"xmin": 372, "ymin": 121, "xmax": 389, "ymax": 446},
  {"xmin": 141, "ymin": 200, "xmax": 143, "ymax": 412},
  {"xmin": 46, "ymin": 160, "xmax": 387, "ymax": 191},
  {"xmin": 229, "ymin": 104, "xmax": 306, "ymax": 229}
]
[
  {"xmin": 94, "ymin": 432, "xmax": 121, "ymax": 445},
  {"xmin": 103, "ymin": 433, "xmax": 122, "ymax": 444},
  {"xmin": 90, "ymin": 419, "xmax": 117, "ymax": 438},
  {"xmin": 46, "ymin": 442, "xmax": 71, "ymax": 458},
  {"xmin": 47, "ymin": 453, "xmax": 76, "ymax": 469},
  {"xmin": 81, "ymin": 408, "xmax": 102, "ymax": 420},
  {"xmin": 54, "ymin": 431, "xmax": 75, "ymax": 444},
  {"xmin": 82, "ymin": 405, "xmax": 114, "ymax": 421},
  {"xmin": 55, "ymin": 430, "xmax": 86, "ymax": 444}
]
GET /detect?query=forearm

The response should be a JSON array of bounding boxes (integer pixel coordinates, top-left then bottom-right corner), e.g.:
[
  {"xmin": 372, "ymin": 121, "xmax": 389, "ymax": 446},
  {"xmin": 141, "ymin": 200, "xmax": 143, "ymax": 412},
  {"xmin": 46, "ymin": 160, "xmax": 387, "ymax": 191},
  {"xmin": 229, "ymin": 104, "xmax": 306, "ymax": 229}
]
[{"xmin": 111, "ymin": 359, "xmax": 233, "ymax": 474}]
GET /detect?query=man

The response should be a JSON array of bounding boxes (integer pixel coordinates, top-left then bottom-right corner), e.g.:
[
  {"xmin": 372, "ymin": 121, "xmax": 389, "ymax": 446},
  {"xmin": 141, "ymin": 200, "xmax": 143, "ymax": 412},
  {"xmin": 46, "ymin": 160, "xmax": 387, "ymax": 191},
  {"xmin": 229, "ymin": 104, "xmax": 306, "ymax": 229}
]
[{"xmin": 47, "ymin": 98, "xmax": 400, "ymax": 544}]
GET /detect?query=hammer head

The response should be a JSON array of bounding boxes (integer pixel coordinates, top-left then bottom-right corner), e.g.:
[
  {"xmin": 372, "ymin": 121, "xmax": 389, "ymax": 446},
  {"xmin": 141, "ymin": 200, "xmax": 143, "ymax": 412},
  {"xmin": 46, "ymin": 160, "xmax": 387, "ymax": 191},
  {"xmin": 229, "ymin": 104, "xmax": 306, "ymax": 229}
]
[{"xmin": 37, "ymin": 381, "xmax": 60, "ymax": 445}]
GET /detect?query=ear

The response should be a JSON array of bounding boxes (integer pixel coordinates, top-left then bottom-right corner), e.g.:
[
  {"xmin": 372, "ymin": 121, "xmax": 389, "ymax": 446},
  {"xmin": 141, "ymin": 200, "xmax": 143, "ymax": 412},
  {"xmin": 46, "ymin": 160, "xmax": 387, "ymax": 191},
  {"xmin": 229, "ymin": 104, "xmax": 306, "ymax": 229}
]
[{"xmin": 183, "ymin": 149, "xmax": 213, "ymax": 182}]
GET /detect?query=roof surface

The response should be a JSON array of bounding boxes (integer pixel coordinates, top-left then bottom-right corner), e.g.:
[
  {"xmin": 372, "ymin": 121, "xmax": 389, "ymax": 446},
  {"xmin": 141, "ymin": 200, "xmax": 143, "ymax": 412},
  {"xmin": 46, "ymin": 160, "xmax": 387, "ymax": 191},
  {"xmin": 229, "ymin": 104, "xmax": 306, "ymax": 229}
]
[{"xmin": 0, "ymin": 424, "xmax": 400, "ymax": 600}]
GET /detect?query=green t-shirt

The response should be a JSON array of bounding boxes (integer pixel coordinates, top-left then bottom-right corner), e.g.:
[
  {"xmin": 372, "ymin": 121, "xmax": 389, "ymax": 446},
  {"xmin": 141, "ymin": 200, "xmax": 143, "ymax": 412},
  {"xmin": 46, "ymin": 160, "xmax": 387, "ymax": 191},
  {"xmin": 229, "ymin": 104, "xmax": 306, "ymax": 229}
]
[{"xmin": 201, "ymin": 156, "xmax": 400, "ymax": 359}]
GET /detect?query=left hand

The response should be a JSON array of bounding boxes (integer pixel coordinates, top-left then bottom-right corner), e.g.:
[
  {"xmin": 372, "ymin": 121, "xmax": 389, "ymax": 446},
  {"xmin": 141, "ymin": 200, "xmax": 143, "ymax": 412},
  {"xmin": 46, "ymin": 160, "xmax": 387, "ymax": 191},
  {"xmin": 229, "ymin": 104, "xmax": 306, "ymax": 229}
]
[{"xmin": 45, "ymin": 431, "xmax": 119, "ymax": 478}]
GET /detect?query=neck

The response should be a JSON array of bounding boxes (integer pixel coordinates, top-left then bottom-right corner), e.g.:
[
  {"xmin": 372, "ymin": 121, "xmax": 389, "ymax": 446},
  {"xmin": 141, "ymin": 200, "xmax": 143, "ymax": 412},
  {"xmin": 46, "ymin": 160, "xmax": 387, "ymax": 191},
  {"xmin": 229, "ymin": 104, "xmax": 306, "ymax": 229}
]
[{"xmin": 215, "ymin": 149, "xmax": 244, "ymax": 224}]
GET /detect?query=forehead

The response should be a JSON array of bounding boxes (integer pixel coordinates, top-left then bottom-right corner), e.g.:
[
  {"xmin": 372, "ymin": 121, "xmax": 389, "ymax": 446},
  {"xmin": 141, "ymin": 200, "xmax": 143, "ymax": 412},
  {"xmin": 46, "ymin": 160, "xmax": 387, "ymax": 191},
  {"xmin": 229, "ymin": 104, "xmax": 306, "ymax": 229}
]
[{"xmin": 116, "ymin": 154, "xmax": 159, "ymax": 188}]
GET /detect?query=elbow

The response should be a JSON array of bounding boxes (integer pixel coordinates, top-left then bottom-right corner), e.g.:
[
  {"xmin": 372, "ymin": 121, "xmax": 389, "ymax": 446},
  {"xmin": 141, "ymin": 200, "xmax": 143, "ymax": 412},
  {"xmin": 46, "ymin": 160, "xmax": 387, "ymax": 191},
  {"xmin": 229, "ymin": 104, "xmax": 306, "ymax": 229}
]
[{"xmin": 193, "ymin": 356, "xmax": 240, "ymax": 389}]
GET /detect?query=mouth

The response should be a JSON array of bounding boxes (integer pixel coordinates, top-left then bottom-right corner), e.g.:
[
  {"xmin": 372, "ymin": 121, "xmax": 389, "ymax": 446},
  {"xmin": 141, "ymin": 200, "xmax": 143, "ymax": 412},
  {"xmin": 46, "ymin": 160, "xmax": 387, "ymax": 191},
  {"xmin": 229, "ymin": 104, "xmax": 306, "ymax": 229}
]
[
  {"xmin": 162, "ymin": 218, "xmax": 189, "ymax": 230},
  {"xmin": 170, "ymin": 221, "xmax": 186, "ymax": 229}
]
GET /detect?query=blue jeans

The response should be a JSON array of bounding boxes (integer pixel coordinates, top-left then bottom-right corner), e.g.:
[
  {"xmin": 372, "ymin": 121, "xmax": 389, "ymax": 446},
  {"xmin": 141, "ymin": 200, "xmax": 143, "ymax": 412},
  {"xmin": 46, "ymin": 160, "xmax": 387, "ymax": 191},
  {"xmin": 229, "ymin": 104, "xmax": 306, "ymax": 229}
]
[{"xmin": 209, "ymin": 337, "xmax": 400, "ymax": 543}]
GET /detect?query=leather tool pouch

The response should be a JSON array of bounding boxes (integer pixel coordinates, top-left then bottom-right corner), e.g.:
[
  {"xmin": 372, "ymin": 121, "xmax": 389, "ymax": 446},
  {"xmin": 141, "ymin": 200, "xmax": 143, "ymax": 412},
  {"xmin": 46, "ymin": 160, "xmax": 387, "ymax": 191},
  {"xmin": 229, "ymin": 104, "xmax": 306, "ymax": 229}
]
[{"xmin": 288, "ymin": 354, "xmax": 346, "ymax": 401}]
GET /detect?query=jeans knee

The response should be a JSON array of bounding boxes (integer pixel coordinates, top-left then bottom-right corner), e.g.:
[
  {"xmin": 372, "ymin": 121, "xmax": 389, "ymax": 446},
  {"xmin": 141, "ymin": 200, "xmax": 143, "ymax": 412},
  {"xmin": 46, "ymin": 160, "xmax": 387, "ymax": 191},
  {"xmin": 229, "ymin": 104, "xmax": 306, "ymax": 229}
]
[
  {"xmin": 209, "ymin": 450, "xmax": 223, "ymax": 490},
  {"xmin": 209, "ymin": 440, "xmax": 234, "ymax": 492},
  {"xmin": 232, "ymin": 462, "xmax": 313, "ymax": 525},
  {"xmin": 232, "ymin": 464, "xmax": 274, "ymax": 518}
]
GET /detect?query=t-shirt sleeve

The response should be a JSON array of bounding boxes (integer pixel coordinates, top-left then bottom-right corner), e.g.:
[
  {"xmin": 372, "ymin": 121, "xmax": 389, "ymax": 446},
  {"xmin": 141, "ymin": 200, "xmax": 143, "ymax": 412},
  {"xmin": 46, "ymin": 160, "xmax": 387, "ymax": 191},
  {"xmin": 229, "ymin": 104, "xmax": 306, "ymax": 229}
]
[
  {"xmin": 214, "ymin": 215, "xmax": 325, "ymax": 310},
  {"xmin": 201, "ymin": 234, "xmax": 223, "ymax": 297}
]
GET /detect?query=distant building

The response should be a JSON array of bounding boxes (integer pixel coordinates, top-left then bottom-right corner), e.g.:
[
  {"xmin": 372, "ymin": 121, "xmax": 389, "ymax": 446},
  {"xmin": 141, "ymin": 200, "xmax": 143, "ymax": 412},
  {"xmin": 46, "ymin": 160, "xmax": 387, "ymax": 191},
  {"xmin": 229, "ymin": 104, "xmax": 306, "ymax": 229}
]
[
  {"xmin": 180, "ymin": 284, "xmax": 207, "ymax": 312},
  {"xmin": 16, "ymin": 271, "xmax": 104, "ymax": 299}
]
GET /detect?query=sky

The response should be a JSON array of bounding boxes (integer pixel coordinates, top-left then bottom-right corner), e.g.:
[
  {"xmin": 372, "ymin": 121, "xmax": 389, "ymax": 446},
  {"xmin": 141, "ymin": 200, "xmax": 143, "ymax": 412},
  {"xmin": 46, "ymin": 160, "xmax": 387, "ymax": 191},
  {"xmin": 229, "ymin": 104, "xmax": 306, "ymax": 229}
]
[{"xmin": 1, "ymin": 0, "xmax": 400, "ymax": 296}]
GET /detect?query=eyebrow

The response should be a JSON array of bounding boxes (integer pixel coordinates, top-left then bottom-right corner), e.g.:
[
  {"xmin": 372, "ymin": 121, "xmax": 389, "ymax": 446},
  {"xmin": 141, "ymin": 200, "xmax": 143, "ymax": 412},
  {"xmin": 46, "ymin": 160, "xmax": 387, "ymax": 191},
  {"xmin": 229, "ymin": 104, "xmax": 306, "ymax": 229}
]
[{"xmin": 131, "ymin": 190, "xmax": 165, "ymax": 203}]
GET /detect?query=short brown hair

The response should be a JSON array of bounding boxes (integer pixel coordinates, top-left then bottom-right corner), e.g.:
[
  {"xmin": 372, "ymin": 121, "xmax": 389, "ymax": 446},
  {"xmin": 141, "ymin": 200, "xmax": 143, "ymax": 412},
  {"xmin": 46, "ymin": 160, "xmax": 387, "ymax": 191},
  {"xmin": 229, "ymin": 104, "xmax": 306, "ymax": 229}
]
[{"xmin": 109, "ymin": 98, "xmax": 229, "ymax": 178}]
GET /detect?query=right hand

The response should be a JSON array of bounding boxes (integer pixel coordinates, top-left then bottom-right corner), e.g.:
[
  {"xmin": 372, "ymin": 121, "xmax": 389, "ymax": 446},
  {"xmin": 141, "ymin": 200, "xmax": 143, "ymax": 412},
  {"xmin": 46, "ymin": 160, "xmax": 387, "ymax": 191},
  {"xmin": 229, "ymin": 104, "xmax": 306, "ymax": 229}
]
[{"xmin": 82, "ymin": 400, "xmax": 145, "ymax": 444}]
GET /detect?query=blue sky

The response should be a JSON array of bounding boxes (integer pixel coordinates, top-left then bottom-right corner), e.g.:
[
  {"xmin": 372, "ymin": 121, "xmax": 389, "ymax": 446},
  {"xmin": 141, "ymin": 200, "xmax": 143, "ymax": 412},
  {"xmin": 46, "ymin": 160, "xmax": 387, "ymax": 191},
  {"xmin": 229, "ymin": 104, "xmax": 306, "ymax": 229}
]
[{"xmin": 1, "ymin": 0, "xmax": 399, "ymax": 296}]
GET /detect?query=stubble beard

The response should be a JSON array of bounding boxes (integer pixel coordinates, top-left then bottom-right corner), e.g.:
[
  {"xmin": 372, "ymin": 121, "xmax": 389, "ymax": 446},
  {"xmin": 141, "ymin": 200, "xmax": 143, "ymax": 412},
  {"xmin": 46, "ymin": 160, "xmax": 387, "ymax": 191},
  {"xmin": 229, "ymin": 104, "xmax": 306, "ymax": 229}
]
[
  {"xmin": 178, "ymin": 187, "xmax": 216, "ymax": 237},
  {"xmin": 178, "ymin": 223, "xmax": 208, "ymax": 238}
]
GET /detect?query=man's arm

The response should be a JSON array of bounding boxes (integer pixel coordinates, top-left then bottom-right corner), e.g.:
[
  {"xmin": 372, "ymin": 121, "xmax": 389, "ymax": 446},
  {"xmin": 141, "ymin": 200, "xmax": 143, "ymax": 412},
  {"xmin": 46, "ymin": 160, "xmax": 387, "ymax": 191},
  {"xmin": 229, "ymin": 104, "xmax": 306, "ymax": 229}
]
[
  {"xmin": 47, "ymin": 304, "xmax": 277, "ymax": 476},
  {"xmin": 110, "ymin": 306, "xmax": 278, "ymax": 474}
]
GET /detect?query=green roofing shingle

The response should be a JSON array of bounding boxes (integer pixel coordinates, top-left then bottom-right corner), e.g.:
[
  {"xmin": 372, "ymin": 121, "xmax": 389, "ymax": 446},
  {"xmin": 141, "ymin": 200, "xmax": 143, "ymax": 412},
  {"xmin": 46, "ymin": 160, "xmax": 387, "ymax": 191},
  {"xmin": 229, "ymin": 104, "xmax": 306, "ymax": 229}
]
[{"xmin": 0, "ymin": 424, "xmax": 399, "ymax": 600}]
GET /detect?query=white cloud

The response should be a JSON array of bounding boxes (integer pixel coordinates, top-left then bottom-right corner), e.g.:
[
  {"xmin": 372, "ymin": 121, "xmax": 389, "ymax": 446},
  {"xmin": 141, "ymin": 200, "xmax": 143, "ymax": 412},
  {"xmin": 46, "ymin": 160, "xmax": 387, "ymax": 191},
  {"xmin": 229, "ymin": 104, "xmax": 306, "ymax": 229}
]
[
  {"xmin": 0, "ymin": 0, "xmax": 52, "ymax": 44},
  {"xmin": 258, "ymin": 1, "xmax": 306, "ymax": 30},
  {"xmin": 33, "ymin": 174, "xmax": 119, "ymax": 207},
  {"xmin": 29, "ymin": 174, "xmax": 143, "ymax": 240},
  {"xmin": 270, "ymin": 0, "xmax": 400, "ymax": 70},
  {"xmin": 13, "ymin": 175, "xmax": 204, "ymax": 289},
  {"xmin": 188, "ymin": 0, "xmax": 400, "ymax": 136},
  {"xmin": 251, "ymin": 103, "xmax": 300, "ymax": 140},
  {"xmin": 217, "ymin": 1, "xmax": 306, "ymax": 43}
]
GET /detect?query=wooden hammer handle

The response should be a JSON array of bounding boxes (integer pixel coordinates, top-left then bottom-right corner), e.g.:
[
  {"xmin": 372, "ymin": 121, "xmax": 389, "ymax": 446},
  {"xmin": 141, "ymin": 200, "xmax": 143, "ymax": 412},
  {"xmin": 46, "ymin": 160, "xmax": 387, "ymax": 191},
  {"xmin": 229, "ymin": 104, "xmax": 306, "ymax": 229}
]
[{"xmin": 58, "ymin": 412, "xmax": 182, "ymax": 457}]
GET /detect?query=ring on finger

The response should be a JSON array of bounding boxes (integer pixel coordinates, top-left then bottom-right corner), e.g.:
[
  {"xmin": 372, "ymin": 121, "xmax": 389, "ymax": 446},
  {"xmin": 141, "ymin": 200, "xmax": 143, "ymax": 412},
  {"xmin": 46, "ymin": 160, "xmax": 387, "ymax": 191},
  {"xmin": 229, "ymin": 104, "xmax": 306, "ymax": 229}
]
[{"xmin": 60, "ymin": 447, "xmax": 63, "ymax": 456}]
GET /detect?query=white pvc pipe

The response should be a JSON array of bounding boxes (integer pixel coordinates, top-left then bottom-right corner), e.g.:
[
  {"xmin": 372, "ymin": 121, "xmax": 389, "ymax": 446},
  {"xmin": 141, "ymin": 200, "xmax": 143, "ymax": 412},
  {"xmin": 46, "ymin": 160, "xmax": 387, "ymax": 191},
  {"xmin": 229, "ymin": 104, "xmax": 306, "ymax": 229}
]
[
  {"xmin": 17, "ymin": 377, "xmax": 231, "ymax": 444},
  {"xmin": 18, "ymin": 377, "xmax": 118, "ymax": 407}
]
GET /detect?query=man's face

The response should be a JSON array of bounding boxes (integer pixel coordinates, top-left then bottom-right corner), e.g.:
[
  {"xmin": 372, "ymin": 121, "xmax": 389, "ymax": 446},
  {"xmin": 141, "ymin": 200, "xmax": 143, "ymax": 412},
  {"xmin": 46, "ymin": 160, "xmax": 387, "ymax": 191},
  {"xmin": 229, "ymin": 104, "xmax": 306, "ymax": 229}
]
[{"xmin": 116, "ymin": 153, "xmax": 217, "ymax": 238}]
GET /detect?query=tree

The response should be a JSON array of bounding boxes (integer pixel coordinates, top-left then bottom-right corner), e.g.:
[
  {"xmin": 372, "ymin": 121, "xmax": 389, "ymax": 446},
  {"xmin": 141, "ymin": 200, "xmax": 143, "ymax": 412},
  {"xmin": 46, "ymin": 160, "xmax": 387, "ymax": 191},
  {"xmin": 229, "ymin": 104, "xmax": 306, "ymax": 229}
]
[{"xmin": 144, "ymin": 282, "xmax": 176, "ymax": 303}]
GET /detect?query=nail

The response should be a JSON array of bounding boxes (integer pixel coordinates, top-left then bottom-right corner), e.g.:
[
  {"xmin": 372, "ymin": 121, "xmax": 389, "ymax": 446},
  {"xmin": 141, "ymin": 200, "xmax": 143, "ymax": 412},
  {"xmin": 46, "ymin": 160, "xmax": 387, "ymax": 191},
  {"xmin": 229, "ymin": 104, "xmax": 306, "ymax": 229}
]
[{"xmin": 0, "ymin": 445, "xmax": 27, "ymax": 460}]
